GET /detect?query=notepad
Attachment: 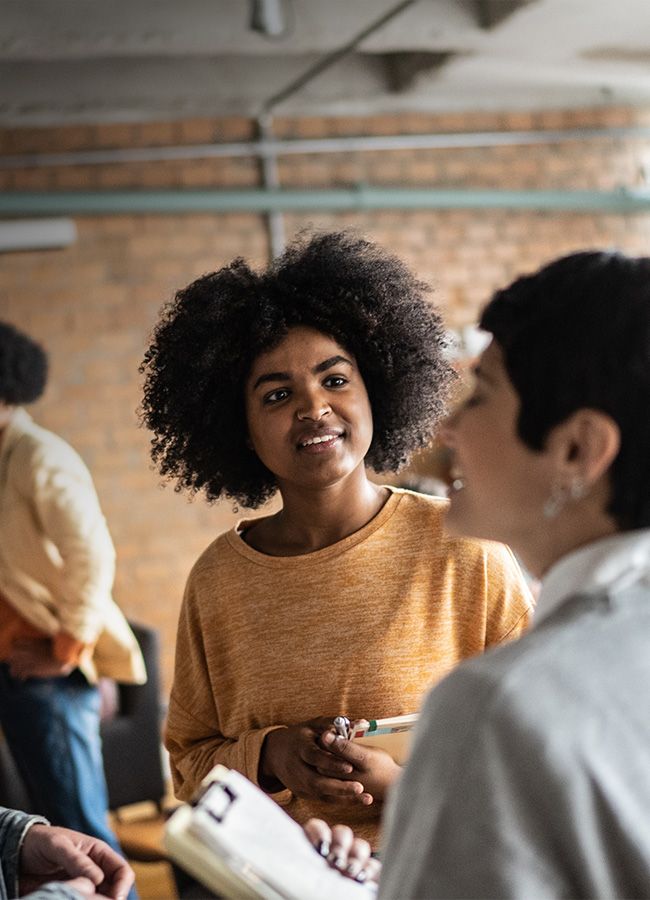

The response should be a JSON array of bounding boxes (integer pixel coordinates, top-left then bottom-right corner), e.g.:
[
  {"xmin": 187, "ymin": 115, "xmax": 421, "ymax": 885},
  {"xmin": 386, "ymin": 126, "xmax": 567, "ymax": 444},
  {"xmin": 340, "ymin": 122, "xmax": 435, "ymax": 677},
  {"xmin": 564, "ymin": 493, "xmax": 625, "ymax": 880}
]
[
  {"xmin": 351, "ymin": 713, "xmax": 418, "ymax": 765},
  {"xmin": 164, "ymin": 765, "xmax": 378, "ymax": 900}
]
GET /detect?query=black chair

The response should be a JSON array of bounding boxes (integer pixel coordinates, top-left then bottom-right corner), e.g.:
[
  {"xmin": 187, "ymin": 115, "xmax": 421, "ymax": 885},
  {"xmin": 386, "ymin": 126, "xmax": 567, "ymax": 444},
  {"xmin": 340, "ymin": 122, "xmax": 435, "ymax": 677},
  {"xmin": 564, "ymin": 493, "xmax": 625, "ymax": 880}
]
[{"xmin": 101, "ymin": 621, "xmax": 166, "ymax": 812}]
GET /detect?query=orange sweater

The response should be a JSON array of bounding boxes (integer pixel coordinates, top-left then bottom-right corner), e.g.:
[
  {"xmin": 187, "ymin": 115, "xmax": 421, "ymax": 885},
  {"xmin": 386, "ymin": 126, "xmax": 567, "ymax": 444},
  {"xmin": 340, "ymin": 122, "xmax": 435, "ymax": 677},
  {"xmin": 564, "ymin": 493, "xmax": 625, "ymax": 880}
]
[{"xmin": 166, "ymin": 488, "xmax": 533, "ymax": 847}]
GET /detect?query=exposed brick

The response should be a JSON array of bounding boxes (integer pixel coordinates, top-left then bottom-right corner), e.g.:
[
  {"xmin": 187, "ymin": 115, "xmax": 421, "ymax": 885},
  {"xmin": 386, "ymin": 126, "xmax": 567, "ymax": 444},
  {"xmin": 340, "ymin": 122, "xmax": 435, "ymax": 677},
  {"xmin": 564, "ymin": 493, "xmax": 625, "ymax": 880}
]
[{"xmin": 3, "ymin": 105, "xmax": 650, "ymax": 691}]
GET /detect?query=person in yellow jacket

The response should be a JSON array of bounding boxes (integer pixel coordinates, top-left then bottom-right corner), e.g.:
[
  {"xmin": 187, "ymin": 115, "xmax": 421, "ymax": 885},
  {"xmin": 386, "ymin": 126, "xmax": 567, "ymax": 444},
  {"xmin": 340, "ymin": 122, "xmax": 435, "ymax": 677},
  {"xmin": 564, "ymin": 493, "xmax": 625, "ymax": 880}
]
[{"xmin": 0, "ymin": 321, "xmax": 145, "ymax": 880}]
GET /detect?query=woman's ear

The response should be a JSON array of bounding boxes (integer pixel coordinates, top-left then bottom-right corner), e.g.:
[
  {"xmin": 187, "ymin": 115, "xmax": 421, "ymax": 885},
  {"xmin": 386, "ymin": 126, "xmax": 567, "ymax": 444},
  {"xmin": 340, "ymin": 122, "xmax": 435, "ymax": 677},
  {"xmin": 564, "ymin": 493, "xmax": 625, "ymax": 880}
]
[{"xmin": 547, "ymin": 409, "xmax": 620, "ymax": 488}]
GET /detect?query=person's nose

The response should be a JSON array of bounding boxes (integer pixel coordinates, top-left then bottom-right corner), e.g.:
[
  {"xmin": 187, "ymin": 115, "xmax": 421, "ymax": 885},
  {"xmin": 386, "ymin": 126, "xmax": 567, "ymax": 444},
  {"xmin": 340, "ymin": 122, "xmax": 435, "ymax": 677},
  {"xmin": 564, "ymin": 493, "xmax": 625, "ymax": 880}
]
[
  {"xmin": 296, "ymin": 386, "xmax": 331, "ymax": 421},
  {"xmin": 437, "ymin": 412, "xmax": 458, "ymax": 449}
]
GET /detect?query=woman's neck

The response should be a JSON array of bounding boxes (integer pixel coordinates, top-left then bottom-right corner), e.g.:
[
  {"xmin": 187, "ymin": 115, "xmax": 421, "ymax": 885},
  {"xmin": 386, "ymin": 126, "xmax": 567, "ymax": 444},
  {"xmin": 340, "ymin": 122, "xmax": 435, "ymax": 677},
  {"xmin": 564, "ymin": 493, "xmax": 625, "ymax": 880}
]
[{"xmin": 247, "ymin": 469, "xmax": 390, "ymax": 556}]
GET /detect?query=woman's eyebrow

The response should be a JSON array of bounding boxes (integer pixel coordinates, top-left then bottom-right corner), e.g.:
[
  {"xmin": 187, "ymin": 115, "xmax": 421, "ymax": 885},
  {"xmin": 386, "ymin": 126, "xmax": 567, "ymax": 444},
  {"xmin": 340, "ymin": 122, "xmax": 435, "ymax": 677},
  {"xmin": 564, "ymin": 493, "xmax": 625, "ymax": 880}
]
[
  {"xmin": 252, "ymin": 370, "xmax": 291, "ymax": 390},
  {"xmin": 313, "ymin": 355, "xmax": 353, "ymax": 374}
]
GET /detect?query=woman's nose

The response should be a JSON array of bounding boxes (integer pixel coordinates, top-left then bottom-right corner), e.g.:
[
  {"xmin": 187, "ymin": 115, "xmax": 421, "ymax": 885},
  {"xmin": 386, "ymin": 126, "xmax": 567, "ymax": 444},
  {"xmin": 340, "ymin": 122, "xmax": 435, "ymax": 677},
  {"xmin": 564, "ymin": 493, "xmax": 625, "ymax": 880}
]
[{"xmin": 296, "ymin": 390, "xmax": 331, "ymax": 421}]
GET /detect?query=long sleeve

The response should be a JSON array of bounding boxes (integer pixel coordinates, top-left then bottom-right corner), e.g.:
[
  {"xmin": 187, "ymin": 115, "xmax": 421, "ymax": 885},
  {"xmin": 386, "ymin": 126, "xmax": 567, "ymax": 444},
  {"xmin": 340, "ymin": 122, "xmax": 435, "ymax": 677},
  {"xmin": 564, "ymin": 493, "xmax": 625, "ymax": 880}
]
[
  {"xmin": 25, "ymin": 439, "xmax": 116, "ymax": 645},
  {"xmin": 165, "ymin": 574, "xmax": 291, "ymax": 804},
  {"xmin": 379, "ymin": 665, "xmax": 568, "ymax": 899},
  {"xmin": 0, "ymin": 807, "xmax": 47, "ymax": 900}
]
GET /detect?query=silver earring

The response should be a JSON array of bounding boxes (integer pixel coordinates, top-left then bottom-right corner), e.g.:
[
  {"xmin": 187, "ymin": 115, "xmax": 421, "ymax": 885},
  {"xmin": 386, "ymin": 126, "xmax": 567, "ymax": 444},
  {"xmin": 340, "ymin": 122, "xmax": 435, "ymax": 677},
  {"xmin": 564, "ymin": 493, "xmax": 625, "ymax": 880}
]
[
  {"xmin": 569, "ymin": 477, "xmax": 587, "ymax": 501},
  {"xmin": 543, "ymin": 483, "xmax": 567, "ymax": 519},
  {"xmin": 543, "ymin": 477, "xmax": 588, "ymax": 519}
]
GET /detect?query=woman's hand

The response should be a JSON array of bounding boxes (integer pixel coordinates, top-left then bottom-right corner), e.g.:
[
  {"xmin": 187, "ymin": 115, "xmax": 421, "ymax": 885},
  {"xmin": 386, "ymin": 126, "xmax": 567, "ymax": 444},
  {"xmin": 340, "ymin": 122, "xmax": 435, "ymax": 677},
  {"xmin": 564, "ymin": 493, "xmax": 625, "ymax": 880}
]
[
  {"xmin": 260, "ymin": 718, "xmax": 371, "ymax": 803},
  {"xmin": 319, "ymin": 730, "xmax": 402, "ymax": 804},
  {"xmin": 303, "ymin": 818, "xmax": 381, "ymax": 885}
]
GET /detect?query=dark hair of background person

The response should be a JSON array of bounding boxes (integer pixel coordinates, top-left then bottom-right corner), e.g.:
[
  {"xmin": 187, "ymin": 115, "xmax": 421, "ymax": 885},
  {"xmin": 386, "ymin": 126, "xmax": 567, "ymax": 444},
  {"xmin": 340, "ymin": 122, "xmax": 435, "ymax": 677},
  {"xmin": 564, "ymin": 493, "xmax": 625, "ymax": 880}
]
[
  {"xmin": 140, "ymin": 231, "xmax": 454, "ymax": 509},
  {"xmin": 0, "ymin": 321, "xmax": 48, "ymax": 405},
  {"xmin": 480, "ymin": 249, "xmax": 650, "ymax": 530}
]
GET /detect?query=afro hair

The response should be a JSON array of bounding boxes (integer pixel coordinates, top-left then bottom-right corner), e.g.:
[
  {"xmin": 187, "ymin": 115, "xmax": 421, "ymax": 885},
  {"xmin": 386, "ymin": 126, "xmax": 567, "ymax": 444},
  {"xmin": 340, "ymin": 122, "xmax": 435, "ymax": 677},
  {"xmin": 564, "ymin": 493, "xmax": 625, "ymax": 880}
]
[{"xmin": 140, "ymin": 231, "xmax": 454, "ymax": 508}]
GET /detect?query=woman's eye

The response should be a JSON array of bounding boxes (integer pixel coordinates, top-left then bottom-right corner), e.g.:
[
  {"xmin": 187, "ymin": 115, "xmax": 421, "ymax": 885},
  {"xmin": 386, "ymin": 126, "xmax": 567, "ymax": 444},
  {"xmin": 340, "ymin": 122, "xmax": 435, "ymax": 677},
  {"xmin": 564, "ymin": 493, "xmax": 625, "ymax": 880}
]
[
  {"xmin": 324, "ymin": 375, "xmax": 348, "ymax": 388},
  {"xmin": 263, "ymin": 388, "xmax": 290, "ymax": 404}
]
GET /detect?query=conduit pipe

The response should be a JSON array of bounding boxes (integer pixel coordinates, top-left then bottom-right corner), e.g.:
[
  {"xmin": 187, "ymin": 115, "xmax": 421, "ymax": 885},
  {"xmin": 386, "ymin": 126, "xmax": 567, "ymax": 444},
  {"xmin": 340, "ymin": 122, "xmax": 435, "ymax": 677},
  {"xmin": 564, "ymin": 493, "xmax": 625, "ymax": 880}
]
[
  {"xmin": 2, "ymin": 186, "xmax": 650, "ymax": 216},
  {"xmin": 2, "ymin": 126, "xmax": 650, "ymax": 171}
]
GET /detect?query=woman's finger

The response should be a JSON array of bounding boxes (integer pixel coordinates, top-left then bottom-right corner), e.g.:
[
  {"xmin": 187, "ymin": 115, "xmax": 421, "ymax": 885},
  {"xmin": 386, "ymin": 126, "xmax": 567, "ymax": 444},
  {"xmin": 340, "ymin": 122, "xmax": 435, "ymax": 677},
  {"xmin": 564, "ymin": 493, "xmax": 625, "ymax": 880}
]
[
  {"xmin": 327, "ymin": 824, "xmax": 355, "ymax": 871},
  {"xmin": 304, "ymin": 818, "xmax": 332, "ymax": 857}
]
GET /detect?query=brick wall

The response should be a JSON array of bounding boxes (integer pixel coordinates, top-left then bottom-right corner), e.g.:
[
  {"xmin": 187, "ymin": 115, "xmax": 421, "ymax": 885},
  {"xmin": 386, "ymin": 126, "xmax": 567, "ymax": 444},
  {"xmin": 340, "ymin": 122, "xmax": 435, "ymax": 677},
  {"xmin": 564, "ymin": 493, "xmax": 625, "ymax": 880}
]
[{"xmin": 1, "ymin": 105, "xmax": 649, "ymax": 691}]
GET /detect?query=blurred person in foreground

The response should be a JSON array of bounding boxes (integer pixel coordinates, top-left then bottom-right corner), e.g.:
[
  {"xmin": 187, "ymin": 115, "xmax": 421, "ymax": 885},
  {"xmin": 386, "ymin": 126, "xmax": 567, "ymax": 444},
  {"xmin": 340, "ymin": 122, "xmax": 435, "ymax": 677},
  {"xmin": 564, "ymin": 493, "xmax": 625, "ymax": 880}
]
[
  {"xmin": 306, "ymin": 250, "xmax": 650, "ymax": 898},
  {"xmin": 0, "ymin": 323, "xmax": 145, "ymax": 877},
  {"xmin": 0, "ymin": 806, "xmax": 134, "ymax": 900}
]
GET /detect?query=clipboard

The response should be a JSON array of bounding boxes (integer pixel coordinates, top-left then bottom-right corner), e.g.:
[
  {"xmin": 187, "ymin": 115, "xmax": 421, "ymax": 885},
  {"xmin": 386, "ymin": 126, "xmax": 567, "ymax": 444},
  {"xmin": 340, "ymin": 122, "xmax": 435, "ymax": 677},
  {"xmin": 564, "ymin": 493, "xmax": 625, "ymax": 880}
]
[
  {"xmin": 351, "ymin": 714, "xmax": 418, "ymax": 765},
  {"xmin": 164, "ymin": 765, "xmax": 377, "ymax": 900}
]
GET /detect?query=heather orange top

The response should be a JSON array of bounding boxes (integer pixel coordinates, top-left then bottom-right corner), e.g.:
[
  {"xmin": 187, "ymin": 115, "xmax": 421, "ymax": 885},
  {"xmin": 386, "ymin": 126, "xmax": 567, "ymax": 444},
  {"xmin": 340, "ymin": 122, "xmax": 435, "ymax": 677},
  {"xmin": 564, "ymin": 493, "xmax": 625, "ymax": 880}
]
[{"xmin": 165, "ymin": 488, "xmax": 533, "ymax": 847}]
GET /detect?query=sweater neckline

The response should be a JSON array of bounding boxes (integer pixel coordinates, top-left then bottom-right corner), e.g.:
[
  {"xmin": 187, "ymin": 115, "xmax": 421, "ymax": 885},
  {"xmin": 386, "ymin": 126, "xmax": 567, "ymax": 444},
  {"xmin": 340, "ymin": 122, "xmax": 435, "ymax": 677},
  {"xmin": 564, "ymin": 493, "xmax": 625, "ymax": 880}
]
[{"xmin": 225, "ymin": 485, "xmax": 406, "ymax": 567}]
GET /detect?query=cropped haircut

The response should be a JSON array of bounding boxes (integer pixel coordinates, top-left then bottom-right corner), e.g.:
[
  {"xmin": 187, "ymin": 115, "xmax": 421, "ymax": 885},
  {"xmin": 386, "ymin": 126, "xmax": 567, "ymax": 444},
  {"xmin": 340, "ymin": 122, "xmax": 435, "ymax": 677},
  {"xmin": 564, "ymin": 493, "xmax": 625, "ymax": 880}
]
[
  {"xmin": 0, "ymin": 321, "xmax": 48, "ymax": 406},
  {"xmin": 481, "ymin": 250, "xmax": 650, "ymax": 529},
  {"xmin": 140, "ymin": 231, "xmax": 453, "ymax": 508}
]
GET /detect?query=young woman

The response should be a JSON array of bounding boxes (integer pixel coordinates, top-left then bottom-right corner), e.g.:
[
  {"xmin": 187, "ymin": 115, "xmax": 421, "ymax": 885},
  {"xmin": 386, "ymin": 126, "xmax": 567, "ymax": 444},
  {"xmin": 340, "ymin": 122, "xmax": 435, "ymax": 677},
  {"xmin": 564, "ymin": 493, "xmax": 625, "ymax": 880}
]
[
  {"xmin": 140, "ymin": 231, "xmax": 532, "ymax": 848},
  {"xmin": 307, "ymin": 249, "xmax": 650, "ymax": 897}
]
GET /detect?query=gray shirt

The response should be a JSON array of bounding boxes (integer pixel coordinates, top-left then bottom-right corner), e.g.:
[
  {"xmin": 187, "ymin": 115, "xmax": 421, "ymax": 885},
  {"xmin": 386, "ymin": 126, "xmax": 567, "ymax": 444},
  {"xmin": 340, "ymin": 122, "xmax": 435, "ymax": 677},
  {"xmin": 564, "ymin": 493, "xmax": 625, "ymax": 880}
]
[{"xmin": 379, "ymin": 581, "xmax": 650, "ymax": 899}]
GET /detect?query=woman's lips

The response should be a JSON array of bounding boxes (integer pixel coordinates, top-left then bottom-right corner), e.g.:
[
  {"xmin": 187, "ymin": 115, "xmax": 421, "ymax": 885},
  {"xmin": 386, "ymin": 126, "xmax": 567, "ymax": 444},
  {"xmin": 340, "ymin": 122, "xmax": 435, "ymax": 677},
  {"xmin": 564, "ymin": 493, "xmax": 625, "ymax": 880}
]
[{"xmin": 297, "ymin": 432, "xmax": 343, "ymax": 453}]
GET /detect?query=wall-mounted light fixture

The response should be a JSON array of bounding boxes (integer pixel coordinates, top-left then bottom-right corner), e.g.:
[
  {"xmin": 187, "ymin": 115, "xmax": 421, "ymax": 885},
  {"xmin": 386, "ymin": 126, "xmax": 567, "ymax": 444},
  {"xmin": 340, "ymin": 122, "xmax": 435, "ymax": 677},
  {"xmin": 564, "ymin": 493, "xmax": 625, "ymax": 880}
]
[
  {"xmin": 249, "ymin": 0, "xmax": 289, "ymax": 37},
  {"xmin": 0, "ymin": 218, "xmax": 77, "ymax": 252}
]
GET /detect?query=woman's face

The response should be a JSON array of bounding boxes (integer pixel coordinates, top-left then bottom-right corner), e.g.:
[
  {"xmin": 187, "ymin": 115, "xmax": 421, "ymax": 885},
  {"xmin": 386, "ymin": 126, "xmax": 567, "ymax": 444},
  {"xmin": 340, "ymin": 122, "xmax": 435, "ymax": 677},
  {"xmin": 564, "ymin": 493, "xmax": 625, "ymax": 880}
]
[
  {"xmin": 244, "ymin": 326, "xmax": 374, "ymax": 492},
  {"xmin": 442, "ymin": 340, "xmax": 556, "ymax": 553}
]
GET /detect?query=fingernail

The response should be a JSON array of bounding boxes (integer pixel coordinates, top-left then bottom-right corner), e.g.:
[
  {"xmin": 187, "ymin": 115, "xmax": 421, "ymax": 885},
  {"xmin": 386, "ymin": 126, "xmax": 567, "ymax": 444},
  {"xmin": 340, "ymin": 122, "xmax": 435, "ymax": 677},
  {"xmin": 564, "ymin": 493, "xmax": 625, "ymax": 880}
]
[
  {"xmin": 321, "ymin": 731, "xmax": 334, "ymax": 746},
  {"xmin": 328, "ymin": 852, "xmax": 345, "ymax": 870},
  {"xmin": 356, "ymin": 870, "xmax": 368, "ymax": 883},
  {"xmin": 317, "ymin": 839, "xmax": 330, "ymax": 857},
  {"xmin": 346, "ymin": 860, "xmax": 361, "ymax": 878}
]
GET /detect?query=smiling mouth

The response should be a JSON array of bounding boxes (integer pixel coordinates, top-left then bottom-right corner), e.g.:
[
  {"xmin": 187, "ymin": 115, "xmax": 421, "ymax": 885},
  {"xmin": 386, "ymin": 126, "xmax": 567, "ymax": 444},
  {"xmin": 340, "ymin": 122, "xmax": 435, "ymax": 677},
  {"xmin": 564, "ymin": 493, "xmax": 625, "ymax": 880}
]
[{"xmin": 297, "ymin": 432, "xmax": 342, "ymax": 449}]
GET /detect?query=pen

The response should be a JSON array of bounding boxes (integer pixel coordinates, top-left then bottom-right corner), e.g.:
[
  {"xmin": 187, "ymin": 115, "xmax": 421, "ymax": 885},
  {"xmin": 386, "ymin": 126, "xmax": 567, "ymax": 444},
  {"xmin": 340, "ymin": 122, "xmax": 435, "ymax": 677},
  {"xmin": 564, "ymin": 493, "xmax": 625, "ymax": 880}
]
[{"xmin": 333, "ymin": 715, "xmax": 350, "ymax": 738}]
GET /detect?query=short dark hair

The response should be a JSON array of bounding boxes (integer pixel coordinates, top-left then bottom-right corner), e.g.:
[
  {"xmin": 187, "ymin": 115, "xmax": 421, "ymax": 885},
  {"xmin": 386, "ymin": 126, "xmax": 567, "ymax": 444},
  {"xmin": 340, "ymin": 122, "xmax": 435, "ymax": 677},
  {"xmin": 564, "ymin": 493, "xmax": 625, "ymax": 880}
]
[
  {"xmin": 480, "ymin": 250, "xmax": 650, "ymax": 529},
  {"xmin": 0, "ymin": 321, "xmax": 48, "ymax": 406},
  {"xmin": 140, "ymin": 231, "xmax": 453, "ymax": 508}
]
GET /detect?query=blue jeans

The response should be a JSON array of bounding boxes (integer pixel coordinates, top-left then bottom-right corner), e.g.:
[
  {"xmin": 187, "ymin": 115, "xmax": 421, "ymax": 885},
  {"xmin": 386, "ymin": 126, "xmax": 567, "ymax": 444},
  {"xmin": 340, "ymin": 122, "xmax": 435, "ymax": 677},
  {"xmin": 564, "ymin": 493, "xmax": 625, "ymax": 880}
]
[{"xmin": 0, "ymin": 665, "xmax": 137, "ymax": 898}]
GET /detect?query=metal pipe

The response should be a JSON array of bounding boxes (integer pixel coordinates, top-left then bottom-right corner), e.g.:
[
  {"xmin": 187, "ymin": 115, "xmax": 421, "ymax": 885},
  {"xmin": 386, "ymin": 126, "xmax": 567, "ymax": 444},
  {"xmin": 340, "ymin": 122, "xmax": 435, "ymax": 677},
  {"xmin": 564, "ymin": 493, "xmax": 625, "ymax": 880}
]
[
  {"xmin": 2, "ymin": 186, "xmax": 650, "ymax": 215},
  {"xmin": 257, "ymin": 114, "xmax": 285, "ymax": 258},
  {"xmin": 3, "ymin": 126, "xmax": 649, "ymax": 171},
  {"xmin": 260, "ymin": 0, "xmax": 417, "ymax": 115}
]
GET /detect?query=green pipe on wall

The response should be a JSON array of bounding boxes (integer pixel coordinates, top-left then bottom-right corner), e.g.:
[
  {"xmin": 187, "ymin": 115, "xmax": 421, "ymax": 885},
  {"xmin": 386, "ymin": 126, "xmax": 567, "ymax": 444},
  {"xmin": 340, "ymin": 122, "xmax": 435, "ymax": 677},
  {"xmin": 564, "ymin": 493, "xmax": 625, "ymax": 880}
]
[{"xmin": 2, "ymin": 186, "xmax": 650, "ymax": 215}]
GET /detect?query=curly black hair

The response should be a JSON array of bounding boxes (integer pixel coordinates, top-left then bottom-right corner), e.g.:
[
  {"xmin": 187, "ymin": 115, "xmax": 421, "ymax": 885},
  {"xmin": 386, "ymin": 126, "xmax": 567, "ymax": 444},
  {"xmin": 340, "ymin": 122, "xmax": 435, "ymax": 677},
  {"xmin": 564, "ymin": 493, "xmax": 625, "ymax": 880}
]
[
  {"xmin": 0, "ymin": 321, "xmax": 48, "ymax": 406},
  {"xmin": 140, "ymin": 231, "xmax": 454, "ymax": 508}
]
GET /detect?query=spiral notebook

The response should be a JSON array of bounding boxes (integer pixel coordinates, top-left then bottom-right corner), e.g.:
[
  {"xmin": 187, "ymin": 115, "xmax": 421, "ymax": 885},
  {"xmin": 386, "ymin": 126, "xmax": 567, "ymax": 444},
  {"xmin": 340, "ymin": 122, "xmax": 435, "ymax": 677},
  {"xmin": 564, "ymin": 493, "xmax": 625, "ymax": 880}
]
[{"xmin": 164, "ymin": 765, "xmax": 378, "ymax": 900}]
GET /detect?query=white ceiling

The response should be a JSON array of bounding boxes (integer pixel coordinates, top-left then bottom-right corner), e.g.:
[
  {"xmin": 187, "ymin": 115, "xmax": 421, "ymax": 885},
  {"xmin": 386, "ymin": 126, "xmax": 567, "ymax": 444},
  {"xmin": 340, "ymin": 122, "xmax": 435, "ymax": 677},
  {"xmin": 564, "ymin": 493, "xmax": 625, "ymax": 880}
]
[{"xmin": 2, "ymin": 0, "xmax": 650, "ymax": 126}]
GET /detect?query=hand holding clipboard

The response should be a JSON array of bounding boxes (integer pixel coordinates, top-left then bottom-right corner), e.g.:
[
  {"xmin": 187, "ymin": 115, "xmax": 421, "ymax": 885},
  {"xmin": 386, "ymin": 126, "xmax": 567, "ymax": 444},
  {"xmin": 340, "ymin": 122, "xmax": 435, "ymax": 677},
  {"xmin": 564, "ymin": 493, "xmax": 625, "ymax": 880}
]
[{"xmin": 165, "ymin": 765, "xmax": 377, "ymax": 900}]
